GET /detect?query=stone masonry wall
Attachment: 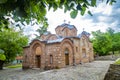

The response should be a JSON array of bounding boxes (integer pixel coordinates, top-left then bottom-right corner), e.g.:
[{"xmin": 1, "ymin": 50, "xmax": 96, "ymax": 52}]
[
  {"xmin": 73, "ymin": 38, "xmax": 81, "ymax": 64},
  {"xmin": 104, "ymin": 64, "xmax": 120, "ymax": 80},
  {"xmin": 22, "ymin": 47, "xmax": 30, "ymax": 69},
  {"xmin": 45, "ymin": 43, "xmax": 61, "ymax": 69}
]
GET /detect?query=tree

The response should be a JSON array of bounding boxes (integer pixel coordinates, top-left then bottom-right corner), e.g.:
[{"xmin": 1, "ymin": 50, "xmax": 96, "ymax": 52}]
[
  {"xmin": 106, "ymin": 28, "xmax": 120, "ymax": 54},
  {"xmin": 92, "ymin": 28, "xmax": 120, "ymax": 56},
  {"xmin": 0, "ymin": 49, "xmax": 6, "ymax": 61},
  {"xmin": 92, "ymin": 30, "xmax": 112, "ymax": 56},
  {"xmin": 35, "ymin": 19, "xmax": 48, "ymax": 39},
  {"xmin": 111, "ymin": 32, "xmax": 120, "ymax": 54},
  {"xmin": 0, "ymin": 49, "xmax": 6, "ymax": 70},
  {"xmin": 0, "ymin": 0, "xmax": 116, "ymax": 30},
  {"xmin": 0, "ymin": 28, "xmax": 28, "ymax": 69}
]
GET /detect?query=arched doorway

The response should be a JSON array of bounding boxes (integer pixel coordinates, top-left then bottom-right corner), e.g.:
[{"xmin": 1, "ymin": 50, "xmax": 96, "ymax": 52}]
[
  {"xmin": 35, "ymin": 47, "xmax": 41, "ymax": 68},
  {"xmin": 64, "ymin": 48, "xmax": 69, "ymax": 65}
]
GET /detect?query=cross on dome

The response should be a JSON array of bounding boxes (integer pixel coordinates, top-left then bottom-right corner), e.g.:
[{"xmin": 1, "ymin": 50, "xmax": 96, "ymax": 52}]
[{"xmin": 63, "ymin": 20, "xmax": 66, "ymax": 23}]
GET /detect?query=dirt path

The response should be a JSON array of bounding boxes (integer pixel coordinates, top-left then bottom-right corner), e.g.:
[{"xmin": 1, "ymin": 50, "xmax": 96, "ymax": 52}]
[{"xmin": 0, "ymin": 61, "xmax": 114, "ymax": 80}]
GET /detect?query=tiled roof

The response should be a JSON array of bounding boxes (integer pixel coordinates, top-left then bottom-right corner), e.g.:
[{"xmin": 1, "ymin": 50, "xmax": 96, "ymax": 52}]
[
  {"xmin": 82, "ymin": 31, "xmax": 90, "ymax": 36},
  {"xmin": 78, "ymin": 31, "xmax": 90, "ymax": 38},
  {"xmin": 57, "ymin": 23, "xmax": 77, "ymax": 30},
  {"xmin": 47, "ymin": 38, "xmax": 64, "ymax": 44},
  {"xmin": 77, "ymin": 34, "xmax": 82, "ymax": 38},
  {"xmin": 61, "ymin": 23, "xmax": 74, "ymax": 29}
]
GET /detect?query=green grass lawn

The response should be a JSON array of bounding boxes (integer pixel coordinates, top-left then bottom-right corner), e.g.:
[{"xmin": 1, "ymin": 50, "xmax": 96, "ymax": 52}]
[
  {"xmin": 114, "ymin": 58, "xmax": 120, "ymax": 65},
  {"xmin": 6, "ymin": 64, "xmax": 22, "ymax": 68}
]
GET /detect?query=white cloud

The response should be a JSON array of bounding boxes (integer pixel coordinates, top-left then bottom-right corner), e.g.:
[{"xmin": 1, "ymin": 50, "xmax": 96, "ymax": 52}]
[
  {"xmin": 110, "ymin": 21, "xmax": 119, "ymax": 27},
  {"xmin": 103, "ymin": 5, "xmax": 112, "ymax": 15},
  {"xmin": 90, "ymin": 2, "xmax": 112, "ymax": 15},
  {"xmin": 24, "ymin": 0, "xmax": 120, "ymax": 40},
  {"xmin": 46, "ymin": 6, "xmax": 111, "ymax": 35}
]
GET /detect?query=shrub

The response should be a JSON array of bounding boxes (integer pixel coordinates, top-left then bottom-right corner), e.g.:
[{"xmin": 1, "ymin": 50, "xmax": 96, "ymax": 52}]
[
  {"xmin": 0, "ymin": 49, "xmax": 6, "ymax": 61},
  {"xmin": 114, "ymin": 58, "xmax": 120, "ymax": 65}
]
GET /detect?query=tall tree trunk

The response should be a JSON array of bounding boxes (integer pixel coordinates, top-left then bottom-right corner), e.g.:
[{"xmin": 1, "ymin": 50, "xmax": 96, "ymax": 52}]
[
  {"xmin": 112, "ymin": 50, "xmax": 114, "ymax": 55},
  {"xmin": 0, "ymin": 60, "xmax": 4, "ymax": 70},
  {"xmin": 112, "ymin": 50, "xmax": 114, "ymax": 58}
]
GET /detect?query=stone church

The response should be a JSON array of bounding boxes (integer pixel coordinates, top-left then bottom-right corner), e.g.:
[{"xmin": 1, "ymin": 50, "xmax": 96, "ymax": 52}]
[{"xmin": 22, "ymin": 23, "xmax": 94, "ymax": 69}]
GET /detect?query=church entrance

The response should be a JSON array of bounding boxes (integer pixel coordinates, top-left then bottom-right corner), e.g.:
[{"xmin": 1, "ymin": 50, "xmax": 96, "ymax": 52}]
[
  {"xmin": 35, "ymin": 46, "xmax": 42, "ymax": 68},
  {"xmin": 65, "ymin": 48, "xmax": 69, "ymax": 65},
  {"xmin": 65, "ymin": 54, "xmax": 69, "ymax": 65},
  {"xmin": 36, "ymin": 55, "xmax": 41, "ymax": 68}
]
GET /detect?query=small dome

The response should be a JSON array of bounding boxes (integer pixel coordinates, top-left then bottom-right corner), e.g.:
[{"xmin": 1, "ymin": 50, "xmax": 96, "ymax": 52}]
[{"xmin": 78, "ymin": 31, "xmax": 90, "ymax": 38}]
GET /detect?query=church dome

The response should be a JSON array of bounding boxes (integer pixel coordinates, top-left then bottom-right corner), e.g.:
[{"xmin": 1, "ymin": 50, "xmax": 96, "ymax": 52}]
[
  {"xmin": 55, "ymin": 23, "xmax": 77, "ymax": 37},
  {"xmin": 56, "ymin": 23, "xmax": 77, "ymax": 31}
]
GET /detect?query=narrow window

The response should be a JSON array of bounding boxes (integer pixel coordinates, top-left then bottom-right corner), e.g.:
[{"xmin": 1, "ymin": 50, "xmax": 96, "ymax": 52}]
[
  {"xmin": 24, "ymin": 55, "xmax": 27, "ymax": 63},
  {"xmin": 82, "ymin": 39, "xmax": 85, "ymax": 46},
  {"xmin": 82, "ymin": 49, "xmax": 86, "ymax": 58},
  {"xmin": 76, "ymin": 47, "xmax": 78, "ymax": 52},
  {"xmin": 50, "ymin": 55, "xmax": 53, "ymax": 64},
  {"xmin": 88, "ymin": 42, "xmax": 89, "ymax": 47}
]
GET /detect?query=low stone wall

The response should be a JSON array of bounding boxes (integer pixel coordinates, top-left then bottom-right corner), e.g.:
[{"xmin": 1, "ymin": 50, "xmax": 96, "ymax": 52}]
[
  {"xmin": 104, "ymin": 64, "xmax": 120, "ymax": 80},
  {"xmin": 95, "ymin": 55, "xmax": 120, "ymax": 61}
]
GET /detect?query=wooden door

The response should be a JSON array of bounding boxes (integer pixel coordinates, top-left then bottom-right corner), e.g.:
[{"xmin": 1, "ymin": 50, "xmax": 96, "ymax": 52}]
[
  {"xmin": 36, "ymin": 55, "xmax": 41, "ymax": 68},
  {"xmin": 65, "ymin": 54, "xmax": 69, "ymax": 65}
]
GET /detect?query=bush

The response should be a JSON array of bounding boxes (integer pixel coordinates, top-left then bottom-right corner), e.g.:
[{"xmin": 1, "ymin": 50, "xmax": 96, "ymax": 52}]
[
  {"xmin": 0, "ymin": 49, "xmax": 6, "ymax": 61},
  {"xmin": 114, "ymin": 58, "xmax": 120, "ymax": 65}
]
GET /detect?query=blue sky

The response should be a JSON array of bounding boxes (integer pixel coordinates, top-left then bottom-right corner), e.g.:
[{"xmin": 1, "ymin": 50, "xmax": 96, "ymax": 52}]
[{"xmin": 24, "ymin": 0, "xmax": 120, "ymax": 39}]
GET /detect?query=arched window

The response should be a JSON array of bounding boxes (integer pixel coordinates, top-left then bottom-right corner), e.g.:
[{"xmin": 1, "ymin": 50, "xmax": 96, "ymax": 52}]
[
  {"xmin": 64, "ymin": 48, "xmax": 69, "ymax": 65},
  {"xmin": 35, "ymin": 47, "xmax": 41, "ymax": 55},
  {"xmin": 64, "ymin": 48, "xmax": 69, "ymax": 54}
]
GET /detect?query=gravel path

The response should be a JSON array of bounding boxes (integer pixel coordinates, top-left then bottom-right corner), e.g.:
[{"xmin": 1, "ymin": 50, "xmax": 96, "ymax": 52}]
[{"xmin": 0, "ymin": 61, "xmax": 114, "ymax": 80}]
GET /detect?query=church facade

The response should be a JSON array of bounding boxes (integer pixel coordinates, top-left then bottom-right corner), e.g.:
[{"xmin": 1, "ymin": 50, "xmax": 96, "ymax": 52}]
[{"xmin": 22, "ymin": 23, "xmax": 94, "ymax": 69}]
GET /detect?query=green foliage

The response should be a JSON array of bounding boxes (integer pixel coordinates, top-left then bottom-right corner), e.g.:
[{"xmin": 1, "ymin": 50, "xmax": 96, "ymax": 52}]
[
  {"xmin": 0, "ymin": 49, "xmax": 6, "ymax": 61},
  {"xmin": 92, "ymin": 30, "xmax": 112, "ymax": 55},
  {"xmin": 0, "ymin": 54, "xmax": 6, "ymax": 61},
  {"xmin": 0, "ymin": 0, "xmax": 116, "ymax": 30},
  {"xmin": 70, "ymin": 10, "xmax": 78, "ymax": 19},
  {"xmin": 0, "ymin": 49, "xmax": 4, "ymax": 54},
  {"xmin": 6, "ymin": 64, "xmax": 22, "ymax": 68},
  {"xmin": 91, "ymin": 0, "xmax": 96, "ymax": 7},
  {"xmin": 114, "ymin": 58, "xmax": 120, "ymax": 65},
  {"xmin": 92, "ymin": 28, "xmax": 120, "ymax": 56},
  {"xmin": 35, "ymin": 20, "xmax": 48, "ymax": 39},
  {"xmin": 0, "ymin": 17, "xmax": 9, "ymax": 31},
  {"xmin": 0, "ymin": 28, "xmax": 28, "ymax": 62}
]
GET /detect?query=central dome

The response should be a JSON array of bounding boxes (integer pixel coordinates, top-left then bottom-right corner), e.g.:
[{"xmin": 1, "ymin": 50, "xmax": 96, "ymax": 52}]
[{"xmin": 55, "ymin": 23, "xmax": 77, "ymax": 37}]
